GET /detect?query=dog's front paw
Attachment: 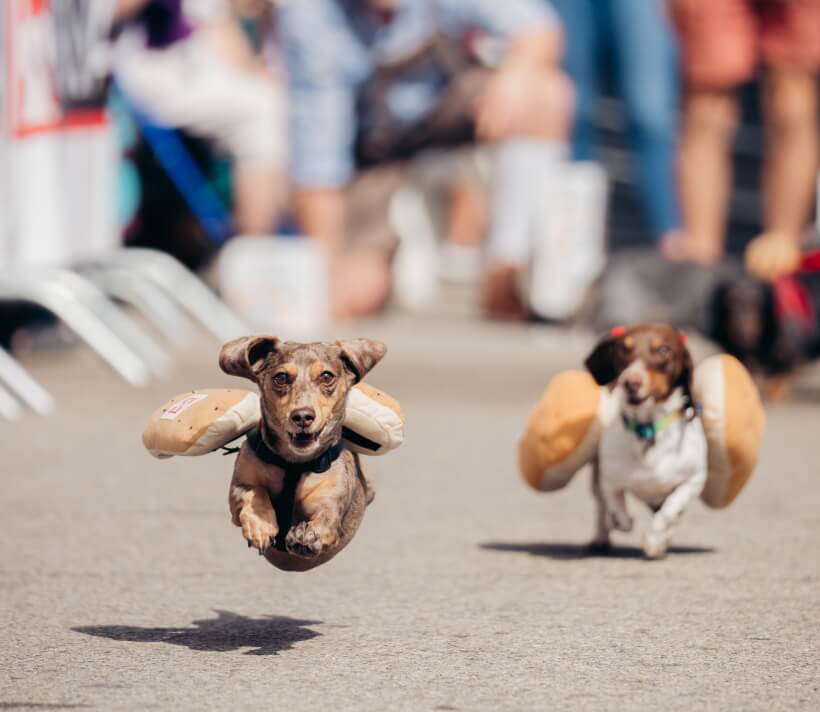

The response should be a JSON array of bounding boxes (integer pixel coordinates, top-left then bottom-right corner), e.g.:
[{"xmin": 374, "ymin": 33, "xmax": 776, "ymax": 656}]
[
  {"xmin": 285, "ymin": 521, "xmax": 324, "ymax": 558},
  {"xmin": 642, "ymin": 529, "xmax": 670, "ymax": 560},
  {"xmin": 240, "ymin": 513, "xmax": 278, "ymax": 554},
  {"xmin": 606, "ymin": 510, "xmax": 633, "ymax": 533}
]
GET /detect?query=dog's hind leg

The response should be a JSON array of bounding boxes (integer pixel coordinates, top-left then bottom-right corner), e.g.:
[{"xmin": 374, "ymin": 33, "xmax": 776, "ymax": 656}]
[
  {"xmin": 363, "ymin": 476, "xmax": 376, "ymax": 505},
  {"xmin": 353, "ymin": 452, "xmax": 375, "ymax": 506},
  {"xmin": 602, "ymin": 486, "xmax": 633, "ymax": 533},
  {"xmin": 643, "ymin": 469, "xmax": 706, "ymax": 559},
  {"xmin": 588, "ymin": 461, "xmax": 612, "ymax": 552}
]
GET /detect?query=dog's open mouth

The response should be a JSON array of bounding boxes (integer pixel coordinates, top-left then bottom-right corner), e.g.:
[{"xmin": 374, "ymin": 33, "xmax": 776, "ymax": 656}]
[{"xmin": 288, "ymin": 431, "xmax": 320, "ymax": 449}]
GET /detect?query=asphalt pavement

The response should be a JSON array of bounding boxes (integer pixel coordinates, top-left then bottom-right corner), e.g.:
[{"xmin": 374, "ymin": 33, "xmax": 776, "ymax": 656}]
[{"xmin": 1, "ymin": 312, "xmax": 818, "ymax": 711}]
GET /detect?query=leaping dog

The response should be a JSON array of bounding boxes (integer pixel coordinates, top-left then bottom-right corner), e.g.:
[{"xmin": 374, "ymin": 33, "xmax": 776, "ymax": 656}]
[{"xmin": 219, "ymin": 336, "xmax": 386, "ymax": 572}]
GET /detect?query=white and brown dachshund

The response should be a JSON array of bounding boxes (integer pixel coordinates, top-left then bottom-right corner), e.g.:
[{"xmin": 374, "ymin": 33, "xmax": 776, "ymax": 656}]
[{"xmin": 585, "ymin": 324, "xmax": 708, "ymax": 559}]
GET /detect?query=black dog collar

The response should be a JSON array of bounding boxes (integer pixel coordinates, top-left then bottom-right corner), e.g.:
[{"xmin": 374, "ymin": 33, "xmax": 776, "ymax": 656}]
[
  {"xmin": 246, "ymin": 427, "xmax": 344, "ymax": 474},
  {"xmin": 245, "ymin": 427, "xmax": 344, "ymax": 552}
]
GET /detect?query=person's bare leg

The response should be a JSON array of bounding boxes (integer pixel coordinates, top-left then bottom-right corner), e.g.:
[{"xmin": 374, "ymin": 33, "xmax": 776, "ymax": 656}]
[
  {"xmin": 440, "ymin": 181, "xmax": 487, "ymax": 284},
  {"xmin": 762, "ymin": 67, "xmax": 818, "ymax": 237},
  {"xmin": 676, "ymin": 89, "xmax": 740, "ymax": 264},
  {"xmin": 293, "ymin": 186, "xmax": 391, "ymax": 320},
  {"xmin": 448, "ymin": 182, "xmax": 487, "ymax": 247},
  {"xmin": 481, "ymin": 69, "xmax": 572, "ymax": 319},
  {"xmin": 744, "ymin": 67, "xmax": 818, "ymax": 280},
  {"xmin": 233, "ymin": 165, "xmax": 286, "ymax": 235}
]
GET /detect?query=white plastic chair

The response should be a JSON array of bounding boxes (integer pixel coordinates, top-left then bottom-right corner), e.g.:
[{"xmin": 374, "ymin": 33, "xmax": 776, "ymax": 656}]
[
  {"xmin": 0, "ymin": 346, "xmax": 55, "ymax": 416},
  {"xmin": 87, "ymin": 248, "xmax": 249, "ymax": 343},
  {"xmin": 0, "ymin": 0, "xmax": 247, "ymax": 418}
]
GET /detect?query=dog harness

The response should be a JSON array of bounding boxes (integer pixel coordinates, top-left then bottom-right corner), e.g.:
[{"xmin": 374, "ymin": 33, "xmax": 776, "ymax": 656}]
[
  {"xmin": 773, "ymin": 249, "xmax": 820, "ymax": 346},
  {"xmin": 246, "ymin": 427, "xmax": 345, "ymax": 552},
  {"xmin": 621, "ymin": 410, "xmax": 683, "ymax": 442}
]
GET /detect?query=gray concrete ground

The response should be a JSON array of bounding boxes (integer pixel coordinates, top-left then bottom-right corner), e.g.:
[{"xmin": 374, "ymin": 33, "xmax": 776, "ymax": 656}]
[{"xmin": 1, "ymin": 313, "xmax": 818, "ymax": 711}]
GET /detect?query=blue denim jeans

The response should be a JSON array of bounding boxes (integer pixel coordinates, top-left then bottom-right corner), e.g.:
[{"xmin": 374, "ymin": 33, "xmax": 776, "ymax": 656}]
[{"xmin": 551, "ymin": 0, "xmax": 682, "ymax": 239}]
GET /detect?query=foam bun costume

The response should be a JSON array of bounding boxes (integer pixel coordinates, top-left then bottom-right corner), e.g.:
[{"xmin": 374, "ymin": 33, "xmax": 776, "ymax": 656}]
[
  {"xmin": 694, "ymin": 355, "xmax": 765, "ymax": 508},
  {"xmin": 518, "ymin": 371, "xmax": 615, "ymax": 493},
  {"xmin": 143, "ymin": 383, "xmax": 405, "ymax": 459},
  {"xmin": 519, "ymin": 354, "xmax": 764, "ymax": 509}
]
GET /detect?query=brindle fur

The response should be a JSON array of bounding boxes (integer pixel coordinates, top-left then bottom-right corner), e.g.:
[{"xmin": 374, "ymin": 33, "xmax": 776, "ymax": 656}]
[{"xmin": 219, "ymin": 337, "xmax": 386, "ymax": 572}]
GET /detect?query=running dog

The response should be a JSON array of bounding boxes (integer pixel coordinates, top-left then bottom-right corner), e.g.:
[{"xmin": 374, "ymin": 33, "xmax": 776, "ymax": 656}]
[
  {"xmin": 219, "ymin": 336, "xmax": 385, "ymax": 572},
  {"xmin": 711, "ymin": 269, "xmax": 820, "ymax": 399},
  {"xmin": 585, "ymin": 323, "xmax": 708, "ymax": 559}
]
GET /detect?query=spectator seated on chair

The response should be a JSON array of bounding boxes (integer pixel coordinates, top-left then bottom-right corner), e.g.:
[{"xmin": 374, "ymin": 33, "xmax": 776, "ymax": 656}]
[
  {"xmin": 112, "ymin": 0, "xmax": 288, "ymax": 236},
  {"xmin": 280, "ymin": 0, "xmax": 573, "ymax": 319}
]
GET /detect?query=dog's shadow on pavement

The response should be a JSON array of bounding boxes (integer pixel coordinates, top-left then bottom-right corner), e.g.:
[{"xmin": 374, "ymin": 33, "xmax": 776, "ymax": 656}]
[
  {"xmin": 480, "ymin": 541, "xmax": 715, "ymax": 560},
  {"xmin": 73, "ymin": 610, "xmax": 321, "ymax": 656}
]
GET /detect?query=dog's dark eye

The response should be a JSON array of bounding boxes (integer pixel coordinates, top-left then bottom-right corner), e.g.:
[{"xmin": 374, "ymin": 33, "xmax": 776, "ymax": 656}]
[
  {"xmin": 320, "ymin": 371, "xmax": 335, "ymax": 384},
  {"xmin": 272, "ymin": 372, "xmax": 289, "ymax": 387},
  {"xmin": 656, "ymin": 345, "xmax": 671, "ymax": 359}
]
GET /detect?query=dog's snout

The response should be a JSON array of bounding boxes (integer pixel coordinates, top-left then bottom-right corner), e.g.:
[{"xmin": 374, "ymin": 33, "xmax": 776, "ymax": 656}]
[
  {"xmin": 623, "ymin": 375, "xmax": 643, "ymax": 393},
  {"xmin": 290, "ymin": 407, "xmax": 316, "ymax": 429}
]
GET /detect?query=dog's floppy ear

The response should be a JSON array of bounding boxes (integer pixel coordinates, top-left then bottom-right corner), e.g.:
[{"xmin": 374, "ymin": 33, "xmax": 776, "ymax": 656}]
[
  {"xmin": 336, "ymin": 338, "xmax": 386, "ymax": 382},
  {"xmin": 677, "ymin": 341, "xmax": 695, "ymax": 409},
  {"xmin": 584, "ymin": 330, "xmax": 624, "ymax": 386},
  {"xmin": 219, "ymin": 336, "xmax": 279, "ymax": 381}
]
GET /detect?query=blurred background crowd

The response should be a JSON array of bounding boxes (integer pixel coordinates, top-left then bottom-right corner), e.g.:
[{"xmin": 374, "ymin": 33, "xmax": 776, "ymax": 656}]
[{"xmin": 1, "ymin": 0, "xmax": 819, "ymax": 413}]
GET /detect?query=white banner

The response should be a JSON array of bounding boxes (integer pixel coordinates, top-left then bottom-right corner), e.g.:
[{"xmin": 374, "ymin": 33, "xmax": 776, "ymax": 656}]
[{"xmin": 1, "ymin": 0, "xmax": 118, "ymax": 268}]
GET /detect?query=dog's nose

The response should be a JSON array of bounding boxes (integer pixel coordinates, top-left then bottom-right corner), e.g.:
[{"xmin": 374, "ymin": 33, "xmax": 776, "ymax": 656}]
[
  {"xmin": 623, "ymin": 376, "xmax": 643, "ymax": 393},
  {"xmin": 290, "ymin": 407, "xmax": 316, "ymax": 429}
]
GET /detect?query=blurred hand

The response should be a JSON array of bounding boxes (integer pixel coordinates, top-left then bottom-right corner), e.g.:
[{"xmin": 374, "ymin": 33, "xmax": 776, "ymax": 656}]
[
  {"xmin": 744, "ymin": 233, "xmax": 803, "ymax": 282},
  {"xmin": 475, "ymin": 66, "xmax": 571, "ymax": 142},
  {"xmin": 475, "ymin": 66, "xmax": 539, "ymax": 141}
]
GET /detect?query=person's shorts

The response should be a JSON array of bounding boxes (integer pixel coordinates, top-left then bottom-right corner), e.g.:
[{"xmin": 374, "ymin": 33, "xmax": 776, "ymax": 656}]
[
  {"xmin": 113, "ymin": 30, "xmax": 286, "ymax": 167},
  {"xmin": 669, "ymin": 0, "xmax": 820, "ymax": 88},
  {"xmin": 343, "ymin": 68, "xmax": 489, "ymax": 249}
]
